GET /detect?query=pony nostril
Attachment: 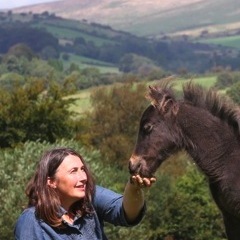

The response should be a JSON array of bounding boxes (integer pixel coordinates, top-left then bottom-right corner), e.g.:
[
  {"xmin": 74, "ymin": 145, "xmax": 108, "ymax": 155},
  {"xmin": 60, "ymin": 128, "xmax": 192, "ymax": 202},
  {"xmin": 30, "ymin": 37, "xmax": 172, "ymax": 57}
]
[{"xmin": 128, "ymin": 160, "xmax": 141, "ymax": 175}]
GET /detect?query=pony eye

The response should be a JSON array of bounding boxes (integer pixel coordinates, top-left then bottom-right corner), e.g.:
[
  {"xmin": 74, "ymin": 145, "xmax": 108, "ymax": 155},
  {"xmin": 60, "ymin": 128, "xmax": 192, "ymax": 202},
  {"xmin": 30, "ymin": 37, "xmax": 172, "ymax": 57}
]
[{"xmin": 143, "ymin": 123, "xmax": 153, "ymax": 134}]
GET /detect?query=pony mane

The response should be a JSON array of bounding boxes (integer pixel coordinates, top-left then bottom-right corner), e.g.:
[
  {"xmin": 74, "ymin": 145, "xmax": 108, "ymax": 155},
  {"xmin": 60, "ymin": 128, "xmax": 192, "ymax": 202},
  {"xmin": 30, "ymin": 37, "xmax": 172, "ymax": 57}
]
[
  {"xmin": 148, "ymin": 79, "xmax": 240, "ymax": 133},
  {"xmin": 183, "ymin": 81, "xmax": 240, "ymax": 133}
]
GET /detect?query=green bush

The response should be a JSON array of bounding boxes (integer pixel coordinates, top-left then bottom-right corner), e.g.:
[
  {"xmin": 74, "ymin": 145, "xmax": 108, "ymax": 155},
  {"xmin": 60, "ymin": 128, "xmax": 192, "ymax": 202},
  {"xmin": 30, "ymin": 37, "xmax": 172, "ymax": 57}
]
[
  {"xmin": 144, "ymin": 163, "xmax": 226, "ymax": 240},
  {"xmin": 0, "ymin": 140, "xmax": 226, "ymax": 240},
  {"xmin": 215, "ymin": 71, "xmax": 240, "ymax": 89}
]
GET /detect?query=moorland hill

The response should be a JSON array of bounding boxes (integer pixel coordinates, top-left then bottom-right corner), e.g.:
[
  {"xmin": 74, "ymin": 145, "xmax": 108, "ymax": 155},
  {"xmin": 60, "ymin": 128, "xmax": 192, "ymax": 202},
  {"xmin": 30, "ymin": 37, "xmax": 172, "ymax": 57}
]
[{"xmin": 12, "ymin": 0, "xmax": 240, "ymax": 37}]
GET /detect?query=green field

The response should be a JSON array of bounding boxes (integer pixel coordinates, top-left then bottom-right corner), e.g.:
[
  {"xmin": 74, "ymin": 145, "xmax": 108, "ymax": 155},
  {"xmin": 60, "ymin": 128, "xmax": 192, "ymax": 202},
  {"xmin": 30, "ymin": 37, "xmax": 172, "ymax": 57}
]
[
  {"xmin": 176, "ymin": 75, "xmax": 217, "ymax": 88},
  {"xmin": 65, "ymin": 89, "xmax": 92, "ymax": 116},
  {"xmin": 199, "ymin": 35, "xmax": 240, "ymax": 49},
  {"xmin": 33, "ymin": 18, "xmax": 119, "ymax": 47},
  {"xmin": 61, "ymin": 54, "xmax": 119, "ymax": 73},
  {"xmin": 32, "ymin": 18, "xmax": 121, "ymax": 73},
  {"xmin": 68, "ymin": 75, "xmax": 217, "ymax": 115}
]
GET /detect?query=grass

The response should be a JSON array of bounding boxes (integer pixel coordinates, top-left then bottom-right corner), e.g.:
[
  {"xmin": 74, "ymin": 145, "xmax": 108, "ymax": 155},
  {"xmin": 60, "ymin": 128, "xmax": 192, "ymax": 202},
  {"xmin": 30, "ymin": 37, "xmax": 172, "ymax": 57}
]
[
  {"xmin": 198, "ymin": 35, "xmax": 240, "ymax": 49},
  {"xmin": 65, "ymin": 89, "xmax": 92, "ymax": 116},
  {"xmin": 35, "ymin": 23, "xmax": 116, "ymax": 46},
  {"xmin": 176, "ymin": 76, "xmax": 217, "ymax": 88},
  {"xmin": 61, "ymin": 53, "xmax": 119, "ymax": 73},
  {"xmin": 68, "ymin": 75, "xmax": 218, "ymax": 115},
  {"xmin": 113, "ymin": 0, "xmax": 240, "ymax": 36}
]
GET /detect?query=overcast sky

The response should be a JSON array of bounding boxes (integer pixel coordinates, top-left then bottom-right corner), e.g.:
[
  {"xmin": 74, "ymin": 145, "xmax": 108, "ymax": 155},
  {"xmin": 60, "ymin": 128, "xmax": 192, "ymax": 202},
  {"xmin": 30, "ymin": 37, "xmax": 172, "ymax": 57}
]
[{"xmin": 0, "ymin": 0, "xmax": 59, "ymax": 9}]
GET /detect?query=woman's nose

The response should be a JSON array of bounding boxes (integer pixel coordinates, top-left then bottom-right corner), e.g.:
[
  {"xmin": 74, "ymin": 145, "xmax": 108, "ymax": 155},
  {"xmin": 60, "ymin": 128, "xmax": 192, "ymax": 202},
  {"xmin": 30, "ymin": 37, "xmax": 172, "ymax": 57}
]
[{"xmin": 78, "ymin": 170, "xmax": 87, "ymax": 182}]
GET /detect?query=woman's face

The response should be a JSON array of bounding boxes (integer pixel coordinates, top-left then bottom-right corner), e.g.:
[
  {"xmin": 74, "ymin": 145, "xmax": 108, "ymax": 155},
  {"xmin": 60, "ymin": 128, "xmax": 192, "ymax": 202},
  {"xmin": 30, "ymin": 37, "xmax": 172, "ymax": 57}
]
[{"xmin": 48, "ymin": 154, "xmax": 87, "ymax": 210}]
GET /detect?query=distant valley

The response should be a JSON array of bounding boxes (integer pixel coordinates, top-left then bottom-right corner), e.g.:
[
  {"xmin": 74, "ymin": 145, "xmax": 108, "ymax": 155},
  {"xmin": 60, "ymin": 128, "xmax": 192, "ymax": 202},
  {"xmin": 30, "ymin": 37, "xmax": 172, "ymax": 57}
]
[{"xmin": 1, "ymin": 0, "xmax": 240, "ymax": 75}]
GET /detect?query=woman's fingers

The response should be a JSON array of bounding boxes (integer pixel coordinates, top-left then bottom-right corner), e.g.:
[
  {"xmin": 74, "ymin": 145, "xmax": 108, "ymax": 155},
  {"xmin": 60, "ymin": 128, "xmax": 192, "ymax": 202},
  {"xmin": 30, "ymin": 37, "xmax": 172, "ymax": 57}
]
[{"xmin": 130, "ymin": 175, "xmax": 156, "ymax": 188}]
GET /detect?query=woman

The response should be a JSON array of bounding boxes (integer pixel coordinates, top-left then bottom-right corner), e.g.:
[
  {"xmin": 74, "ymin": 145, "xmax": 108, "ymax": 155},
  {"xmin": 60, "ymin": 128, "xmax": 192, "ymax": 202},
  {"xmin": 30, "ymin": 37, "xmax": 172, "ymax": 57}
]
[{"xmin": 14, "ymin": 147, "xmax": 156, "ymax": 239}]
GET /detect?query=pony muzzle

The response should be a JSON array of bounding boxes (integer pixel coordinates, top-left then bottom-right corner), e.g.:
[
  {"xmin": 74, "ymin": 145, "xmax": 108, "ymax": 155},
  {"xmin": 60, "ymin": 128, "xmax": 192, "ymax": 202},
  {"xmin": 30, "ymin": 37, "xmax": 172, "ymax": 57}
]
[{"xmin": 129, "ymin": 155, "xmax": 142, "ymax": 175}]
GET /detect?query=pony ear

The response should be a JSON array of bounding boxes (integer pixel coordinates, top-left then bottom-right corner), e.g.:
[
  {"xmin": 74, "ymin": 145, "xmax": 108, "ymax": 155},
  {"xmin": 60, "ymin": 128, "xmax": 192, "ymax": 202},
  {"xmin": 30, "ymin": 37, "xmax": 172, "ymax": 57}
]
[
  {"xmin": 160, "ymin": 95, "xmax": 174, "ymax": 113},
  {"xmin": 156, "ymin": 94, "xmax": 179, "ymax": 116},
  {"xmin": 147, "ymin": 85, "xmax": 179, "ymax": 116}
]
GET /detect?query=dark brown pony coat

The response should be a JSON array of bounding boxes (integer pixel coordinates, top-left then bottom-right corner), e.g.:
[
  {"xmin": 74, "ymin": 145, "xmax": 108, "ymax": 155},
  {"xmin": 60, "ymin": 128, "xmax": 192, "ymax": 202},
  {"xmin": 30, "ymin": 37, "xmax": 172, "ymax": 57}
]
[{"xmin": 129, "ymin": 80, "xmax": 240, "ymax": 240}]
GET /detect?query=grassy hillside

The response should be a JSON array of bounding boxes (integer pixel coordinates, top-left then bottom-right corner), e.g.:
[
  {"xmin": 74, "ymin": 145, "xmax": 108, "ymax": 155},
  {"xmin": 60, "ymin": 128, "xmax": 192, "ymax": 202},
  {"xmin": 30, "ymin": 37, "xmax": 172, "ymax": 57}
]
[
  {"xmin": 1, "ymin": 11, "xmax": 239, "ymax": 74},
  {"xmin": 61, "ymin": 54, "xmax": 119, "ymax": 73},
  {"xmin": 133, "ymin": 0, "xmax": 240, "ymax": 37},
  {"xmin": 33, "ymin": 18, "xmax": 120, "ymax": 46},
  {"xmin": 12, "ymin": 0, "xmax": 240, "ymax": 38},
  {"xmin": 0, "ymin": 12, "xmax": 127, "ymax": 72}
]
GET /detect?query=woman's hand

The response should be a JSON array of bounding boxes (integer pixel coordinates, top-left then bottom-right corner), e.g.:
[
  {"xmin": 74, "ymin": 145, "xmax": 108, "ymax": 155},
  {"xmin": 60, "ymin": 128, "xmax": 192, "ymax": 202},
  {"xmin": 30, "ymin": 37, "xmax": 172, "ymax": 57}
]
[{"xmin": 130, "ymin": 174, "xmax": 156, "ymax": 188}]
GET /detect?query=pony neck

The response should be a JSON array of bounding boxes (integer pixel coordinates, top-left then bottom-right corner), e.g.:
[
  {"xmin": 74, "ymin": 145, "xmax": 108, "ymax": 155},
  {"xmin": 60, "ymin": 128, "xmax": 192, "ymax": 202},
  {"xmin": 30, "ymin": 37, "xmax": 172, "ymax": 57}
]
[{"xmin": 178, "ymin": 105, "xmax": 234, "ymax": 179}]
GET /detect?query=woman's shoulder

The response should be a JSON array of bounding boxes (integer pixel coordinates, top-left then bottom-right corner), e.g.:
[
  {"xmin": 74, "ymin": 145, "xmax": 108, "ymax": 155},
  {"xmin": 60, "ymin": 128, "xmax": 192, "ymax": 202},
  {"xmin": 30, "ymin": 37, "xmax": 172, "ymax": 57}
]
[
  {"xmin": 16, "ymin": 207, "xmax": 37, "ymax": 224},
  {"xmin": 14, "ymin": 207, "xmax": 42, "ymax": 238},
  {"xmin": 21, "ymin": 206, "xmax": 36, "ymax": 215}
]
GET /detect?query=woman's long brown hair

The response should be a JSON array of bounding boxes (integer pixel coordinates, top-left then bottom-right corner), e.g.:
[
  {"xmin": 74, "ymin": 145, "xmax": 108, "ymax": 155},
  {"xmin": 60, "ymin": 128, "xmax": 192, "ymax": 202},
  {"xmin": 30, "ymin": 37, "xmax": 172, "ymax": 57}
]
[{"xmin": 26, "ymin": 147, "xmax": 95, "ymax": 227}]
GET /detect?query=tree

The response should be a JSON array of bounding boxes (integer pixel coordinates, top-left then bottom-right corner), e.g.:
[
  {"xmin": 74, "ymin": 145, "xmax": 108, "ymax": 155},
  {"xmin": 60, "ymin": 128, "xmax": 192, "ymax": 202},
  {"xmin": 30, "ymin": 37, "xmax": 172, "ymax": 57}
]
[
  {"xmin": 215, "ymin": 71, "xmax": 234, "ymax": 89},
  {"xmin": 119, "ymin": 53, "xmax": 161, "ymax": 77},
  {"xmin": 0, "ymin": 78, "xmax": 74, "ymax": 147},
  {"xmin": 81, "ymin": 81, "xmax": 149, "ymax": 166},
  {"xmin": 0, "ymin": 72, "xmax": 25, "ymax": 90},
  {"xmin": 2, "ymin": 55, "xmax": 22, "ymax": 73},
  {"xmin": 5, "ymin": 43, "xmax": 36, "ymax": 61},
  {"xmin": 48, "ymin": 59, "xmax": 64, "ymax": 72},
  {"xmin": 227, "ymin": 81, "xmax": 240, "ymax": 104},
  {"xmin": 0, "ymin": 23, "xmax": 59, "ymax": 54},
  {"xmin": 40, "ymin": 45, "xmax": 59, "ymax": 60},
  {"xmin": 1, "ymin": 55, "xmax": 60, "ymax": 80}
]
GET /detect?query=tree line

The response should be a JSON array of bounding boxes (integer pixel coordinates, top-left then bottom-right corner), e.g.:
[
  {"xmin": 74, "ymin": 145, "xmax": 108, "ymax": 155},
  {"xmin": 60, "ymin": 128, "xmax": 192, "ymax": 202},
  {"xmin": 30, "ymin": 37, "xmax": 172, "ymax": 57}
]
[{"xmin": 1, "ymin": 12, "xmax": 240, "ymax": 74}]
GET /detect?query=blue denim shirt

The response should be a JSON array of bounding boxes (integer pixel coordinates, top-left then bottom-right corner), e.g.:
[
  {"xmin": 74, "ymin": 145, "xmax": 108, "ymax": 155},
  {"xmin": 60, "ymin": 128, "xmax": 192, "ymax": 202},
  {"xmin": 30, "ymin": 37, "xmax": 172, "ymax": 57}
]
[{"xmin": 14, "ymin": 185, "xmax": 146, "ymax": 240}]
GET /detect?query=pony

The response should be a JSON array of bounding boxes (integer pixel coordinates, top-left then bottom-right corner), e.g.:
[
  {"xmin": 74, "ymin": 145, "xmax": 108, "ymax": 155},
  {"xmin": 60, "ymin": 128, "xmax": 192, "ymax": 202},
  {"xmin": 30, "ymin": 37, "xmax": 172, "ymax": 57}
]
[{"xmin": 129, "ymin": 79, "xmax": 240, "ymax": 240}]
